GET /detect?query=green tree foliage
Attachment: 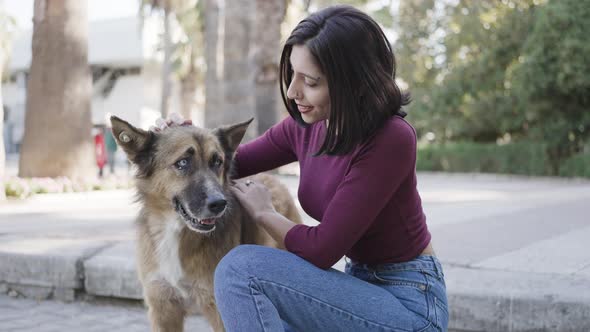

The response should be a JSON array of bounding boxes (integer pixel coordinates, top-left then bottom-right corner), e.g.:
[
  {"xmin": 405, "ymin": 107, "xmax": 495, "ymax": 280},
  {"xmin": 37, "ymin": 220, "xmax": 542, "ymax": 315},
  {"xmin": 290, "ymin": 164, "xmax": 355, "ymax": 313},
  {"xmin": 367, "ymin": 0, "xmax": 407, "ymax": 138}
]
[
  {"xmin": 394, "ymin": 0, "xmax": 439, "ymax": 136},
  {"xmin": 511, "ymin": 0, "xmax": 590, "ymax": 172},
  {"xmin": 307, "ymin": 0, "xmax": 394, "ymax": 26},
  {"xmin": 397, "ymin": 0, "xmax": 588, "ymax": 174},
  {"xmin": 440, "ymin": 0, "xmax": 537, "ymax": 142},
  {"xmin": 399, "ymin": 0, "xmax": 539, "ymax": 142},
  {"xmin": 172, "ymin": 1, "xmax": 204, "ymax": 81}
]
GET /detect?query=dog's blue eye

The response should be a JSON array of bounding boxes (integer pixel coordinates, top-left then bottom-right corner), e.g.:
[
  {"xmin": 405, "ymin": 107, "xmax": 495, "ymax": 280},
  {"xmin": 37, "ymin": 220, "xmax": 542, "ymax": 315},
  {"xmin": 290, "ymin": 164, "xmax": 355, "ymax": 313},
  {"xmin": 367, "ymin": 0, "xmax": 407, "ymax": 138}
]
[
  {"xmin": 210, "ymin": 155, "xmax": 223, "ymax": 169},
  {"xmin": 175, "ymin": 158, "xmax": 189, "ymax": 170}
]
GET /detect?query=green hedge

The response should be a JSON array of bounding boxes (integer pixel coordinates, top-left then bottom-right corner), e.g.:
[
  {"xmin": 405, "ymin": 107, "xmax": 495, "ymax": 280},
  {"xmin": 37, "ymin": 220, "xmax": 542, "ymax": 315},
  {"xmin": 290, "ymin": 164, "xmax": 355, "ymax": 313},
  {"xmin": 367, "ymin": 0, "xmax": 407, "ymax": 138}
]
[
  {"xmin": 559, "ymin": 152, "xmax": 590, "ymax": 178},
  {"xmin": 417, "ymin": 142, "xmax": 551, "ymax": 176}
]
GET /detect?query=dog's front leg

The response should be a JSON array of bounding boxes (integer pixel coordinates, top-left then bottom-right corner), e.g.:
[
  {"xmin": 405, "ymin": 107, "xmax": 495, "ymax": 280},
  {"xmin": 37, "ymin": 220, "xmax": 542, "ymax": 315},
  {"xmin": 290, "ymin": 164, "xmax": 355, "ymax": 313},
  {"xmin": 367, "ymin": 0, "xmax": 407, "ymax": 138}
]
[
  {"xmin": 144, "ymin": 282, "xmax": 187, "ymax": 332},
  {"xmin": 201, "ymin": 301, "xmax": 225, "ymax": 332}
]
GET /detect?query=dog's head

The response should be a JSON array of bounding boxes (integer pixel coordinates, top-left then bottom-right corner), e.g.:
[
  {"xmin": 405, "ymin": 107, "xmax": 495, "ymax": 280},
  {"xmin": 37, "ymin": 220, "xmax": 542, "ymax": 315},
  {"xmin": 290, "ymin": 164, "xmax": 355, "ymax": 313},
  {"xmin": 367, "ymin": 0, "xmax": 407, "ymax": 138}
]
[{"xmin": 110, "ymin": 116, "xmax": 252, "ymax": 234}]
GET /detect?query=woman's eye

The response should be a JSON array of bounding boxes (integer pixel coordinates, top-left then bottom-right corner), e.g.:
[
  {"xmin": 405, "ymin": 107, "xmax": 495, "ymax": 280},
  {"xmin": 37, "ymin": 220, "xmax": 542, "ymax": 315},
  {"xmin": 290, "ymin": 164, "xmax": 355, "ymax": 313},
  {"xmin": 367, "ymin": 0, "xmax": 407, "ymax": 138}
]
[
  {"xmin": 175, "ymin": 158, "xmax": 189, "ymax": 170},
  {"xmin": 304, "ymin": 80, "xmax": 317, "ymax": 87}
]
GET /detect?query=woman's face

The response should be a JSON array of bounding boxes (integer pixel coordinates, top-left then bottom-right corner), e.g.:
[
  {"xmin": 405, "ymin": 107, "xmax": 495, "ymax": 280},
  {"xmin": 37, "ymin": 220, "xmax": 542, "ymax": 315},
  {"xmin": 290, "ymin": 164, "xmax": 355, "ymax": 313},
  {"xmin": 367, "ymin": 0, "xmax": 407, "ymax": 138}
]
[{"xmin": 286, "ymin": 44, "xmax": 331, "ymax": 124}]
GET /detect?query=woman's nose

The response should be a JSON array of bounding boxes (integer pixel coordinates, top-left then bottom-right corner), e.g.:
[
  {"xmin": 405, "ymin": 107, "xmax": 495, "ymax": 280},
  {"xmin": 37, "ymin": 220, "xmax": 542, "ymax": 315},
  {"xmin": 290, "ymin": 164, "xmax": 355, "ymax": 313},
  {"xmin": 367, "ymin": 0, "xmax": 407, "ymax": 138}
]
[{"xmin": 286, "ymin": 80, "xmax": 299, "ymax": 100}]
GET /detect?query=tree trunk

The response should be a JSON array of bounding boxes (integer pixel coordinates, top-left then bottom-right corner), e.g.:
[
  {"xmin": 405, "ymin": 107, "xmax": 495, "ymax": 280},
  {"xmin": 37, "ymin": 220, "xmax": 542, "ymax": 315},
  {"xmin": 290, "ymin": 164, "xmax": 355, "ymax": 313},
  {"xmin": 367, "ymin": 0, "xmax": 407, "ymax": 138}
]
[
  {"xmin": 0, "ymin": 50, "xmax": 6, "ymax": 200},
  {"xmin": 253, "ymin": 0, "xmax": 287, "ymax": 135},
  {"xmin": 204, "ymin": 0, "xmax": 256, "ymax": 139},
  {"xmin": 160, "ymin": 6, "xmax": 173, "ymax": 118},
  {"xmin": 18, "ymin": 0, "xmax": 94, "ymax": 180},
  {"xmin": 180, "ymin": 66, "xmax": 198, "ymax": 121},
  {"xmin": 204, "ymin": 0, "xmax": 221, "ymax": 127}
]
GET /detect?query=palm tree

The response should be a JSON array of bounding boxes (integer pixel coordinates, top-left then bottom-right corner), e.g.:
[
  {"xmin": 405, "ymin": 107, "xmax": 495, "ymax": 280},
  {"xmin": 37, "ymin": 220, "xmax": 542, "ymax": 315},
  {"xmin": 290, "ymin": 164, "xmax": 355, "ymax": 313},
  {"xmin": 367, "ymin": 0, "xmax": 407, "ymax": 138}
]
[
  {"xmin": 231, "ymin": 0, "xmax": 257, "ymax": 134},
  {"xmin": 141, "ymin": 0, "xmax": 174, "ymax": 117},
  {"xmin": 0, "ymin": 49, "xmax": 5, "ymax": 200},
  {"xmin": 18, "ymin": 0, "xmax": 94, "ymax": 180},
  {"xmin": 173, "ymin": 1, "xmax": 205, "ymax": 123},
  {"xmin": 203, "ymin": 0, "xmax": 221, "ymax": 128},
  {"xmin": 0, "ymin": 8, "xmax": 16, "ymax": 200},
  {"xmin": 253, "ymin": 0, "xmax": 288, "ymax": 134},
  {"xmin": 141, "ymin": 0, "xmax": 196, "ymax": 118},
  {"xmin": 205, "ymin": 0, "xmax": 290, "ymax": 138}
]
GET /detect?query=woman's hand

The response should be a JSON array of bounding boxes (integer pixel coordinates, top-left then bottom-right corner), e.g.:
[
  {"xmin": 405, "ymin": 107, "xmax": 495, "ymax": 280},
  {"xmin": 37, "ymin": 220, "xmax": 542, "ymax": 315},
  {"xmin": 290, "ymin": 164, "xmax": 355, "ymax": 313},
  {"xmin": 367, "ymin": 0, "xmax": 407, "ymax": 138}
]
[
  {"xmin": 230, "ymin": 179, "xmax": 277, "ymax": 221},
  {"xmin": 231, "ymin": 179, "xmax": 297, "ymax": 246},
  {"xmin": 149, "ymin": 113, "xmax": 193, "ymax": 132}
]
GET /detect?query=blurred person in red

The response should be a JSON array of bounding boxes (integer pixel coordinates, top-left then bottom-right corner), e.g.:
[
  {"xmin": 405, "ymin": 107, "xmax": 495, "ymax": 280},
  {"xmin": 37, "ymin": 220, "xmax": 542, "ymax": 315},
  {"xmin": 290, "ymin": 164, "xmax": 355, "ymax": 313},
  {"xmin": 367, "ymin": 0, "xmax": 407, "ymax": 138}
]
[{"xmin": 93, "ymin": 126, "xmax": 107, "ymax": 177}]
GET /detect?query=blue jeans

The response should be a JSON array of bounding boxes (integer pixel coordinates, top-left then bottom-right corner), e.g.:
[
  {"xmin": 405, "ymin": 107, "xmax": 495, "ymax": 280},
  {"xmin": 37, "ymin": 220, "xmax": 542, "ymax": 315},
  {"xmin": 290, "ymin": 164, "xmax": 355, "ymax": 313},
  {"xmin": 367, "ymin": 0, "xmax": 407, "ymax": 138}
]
[{"xmin": 214, "ymin": 245, "xmax": 448, "ymax": 332}]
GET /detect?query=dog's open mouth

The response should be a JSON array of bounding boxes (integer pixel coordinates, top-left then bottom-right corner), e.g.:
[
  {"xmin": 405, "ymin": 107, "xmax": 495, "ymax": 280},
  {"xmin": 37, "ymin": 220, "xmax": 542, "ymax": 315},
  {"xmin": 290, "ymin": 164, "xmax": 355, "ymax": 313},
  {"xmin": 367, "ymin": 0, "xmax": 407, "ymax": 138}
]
[{"xmin": 173, "ymin": 198, "xmax": 217, "ymax": 232}]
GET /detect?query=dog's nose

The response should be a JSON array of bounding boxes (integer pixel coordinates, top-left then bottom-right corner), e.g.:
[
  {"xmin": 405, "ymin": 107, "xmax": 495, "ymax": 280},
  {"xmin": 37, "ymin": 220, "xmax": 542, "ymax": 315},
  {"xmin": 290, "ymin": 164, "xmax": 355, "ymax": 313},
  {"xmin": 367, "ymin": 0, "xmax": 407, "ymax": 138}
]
[{"xmin": 207, "ymin": 198, "xmax": 227, "ymax": 214}]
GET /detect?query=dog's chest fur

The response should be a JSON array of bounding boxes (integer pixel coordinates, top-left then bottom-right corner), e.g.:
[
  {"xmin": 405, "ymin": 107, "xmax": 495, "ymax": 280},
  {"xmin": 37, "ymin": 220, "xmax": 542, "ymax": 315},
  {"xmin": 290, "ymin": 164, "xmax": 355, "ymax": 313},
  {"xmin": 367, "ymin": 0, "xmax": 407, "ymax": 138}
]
[
  {"xmin": 155, "ymin": 216, "xmax": 188, "ymax": 296},
  {"xmin": 147, "ymin": 213, "xmax": 221, "ymax": 307}
]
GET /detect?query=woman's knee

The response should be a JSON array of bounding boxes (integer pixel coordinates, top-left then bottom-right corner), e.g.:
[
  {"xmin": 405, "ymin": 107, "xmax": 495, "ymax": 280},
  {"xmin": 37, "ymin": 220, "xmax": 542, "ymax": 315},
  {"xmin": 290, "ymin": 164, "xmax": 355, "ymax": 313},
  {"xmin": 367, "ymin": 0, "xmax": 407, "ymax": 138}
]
[
  {"xmin": 215, "ymin": 245, "xmax": 264, "ymax": 283},
  {"xmin": 214, "ymin": 244, "xmax": 276, "ymax": 301}
]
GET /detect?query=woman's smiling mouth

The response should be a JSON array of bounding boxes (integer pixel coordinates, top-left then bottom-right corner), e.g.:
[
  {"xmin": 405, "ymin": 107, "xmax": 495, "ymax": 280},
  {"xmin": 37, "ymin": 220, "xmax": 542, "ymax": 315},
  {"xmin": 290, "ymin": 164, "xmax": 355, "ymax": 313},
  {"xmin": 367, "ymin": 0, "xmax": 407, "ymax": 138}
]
[{"xmin": 297, "ymin": 104, "xmax": 314, "ymax": 113}]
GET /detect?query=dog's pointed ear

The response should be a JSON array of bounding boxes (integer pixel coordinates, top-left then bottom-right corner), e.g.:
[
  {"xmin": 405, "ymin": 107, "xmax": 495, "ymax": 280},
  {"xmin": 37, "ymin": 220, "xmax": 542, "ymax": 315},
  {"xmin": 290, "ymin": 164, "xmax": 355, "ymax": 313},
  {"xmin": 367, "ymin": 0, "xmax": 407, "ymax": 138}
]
[
  {"xmin": 213, "ymin": 118, "xmax": 254, "ymax": 152},
  {"xmin": 110, "ymin": 115, "xmax": 153, "ymax": 161}
]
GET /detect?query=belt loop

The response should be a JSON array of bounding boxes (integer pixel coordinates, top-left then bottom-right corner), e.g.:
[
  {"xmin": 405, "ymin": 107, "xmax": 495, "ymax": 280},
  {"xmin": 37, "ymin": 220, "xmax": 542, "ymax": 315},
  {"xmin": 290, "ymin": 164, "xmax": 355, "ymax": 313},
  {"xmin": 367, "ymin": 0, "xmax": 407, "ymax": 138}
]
[
  {"xmin": 433, "ymin": 257, "xmax": 443, "ymax": 279},
  {"xmin": 427, "ymin": 255, "xmax": 438, "ymax": 274}
]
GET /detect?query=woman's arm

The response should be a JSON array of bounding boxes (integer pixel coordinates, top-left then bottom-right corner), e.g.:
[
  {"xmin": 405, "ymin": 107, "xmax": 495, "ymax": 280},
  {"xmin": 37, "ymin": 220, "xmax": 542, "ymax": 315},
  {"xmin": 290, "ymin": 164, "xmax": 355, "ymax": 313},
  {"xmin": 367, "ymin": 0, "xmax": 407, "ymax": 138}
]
[
  {"xmin": 251, "ymin": 211, "xmax": 295, "ymax": 248},
  {"xmin": 233, "ymin": 117, "xmax": 299, "ymax": 178}
]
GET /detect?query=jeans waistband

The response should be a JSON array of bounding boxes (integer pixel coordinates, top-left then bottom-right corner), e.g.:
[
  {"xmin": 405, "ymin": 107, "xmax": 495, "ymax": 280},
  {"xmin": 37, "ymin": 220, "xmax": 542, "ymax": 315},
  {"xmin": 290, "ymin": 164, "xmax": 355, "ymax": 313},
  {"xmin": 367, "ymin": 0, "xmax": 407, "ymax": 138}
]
[{"xmin": 346, "ymin": 255, "xmax": 444, "ymax": 278}]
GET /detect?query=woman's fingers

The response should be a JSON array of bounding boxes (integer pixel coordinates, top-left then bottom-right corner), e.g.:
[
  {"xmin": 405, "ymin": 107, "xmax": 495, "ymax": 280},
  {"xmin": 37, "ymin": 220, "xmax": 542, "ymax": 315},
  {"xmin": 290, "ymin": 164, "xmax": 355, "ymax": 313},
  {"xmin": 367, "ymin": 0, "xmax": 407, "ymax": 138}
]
[
  {"xmin": 232, "ymin": 180, "xmax": 255, "ymax": 193},
  {"xmin": 150, "ymin": 113, "xmax": 192, "ymax": 133},
  {"xmin": 230, "ymin": 184, "xmax": 246, "ymax": 194},
  {"xmin": 168, "ymin": 112, "xmax": 185, "ymax": 125},
  {"xmin": 155, "ymin": 118, "xmax": 168, "ymax": 130},
  {"xmin": 230, "ymin": 180, "xmax": 275, "ymax": 219},
  {"xmin": 231, "ymin": 180, "xmax": 269, "ymax": 198}
]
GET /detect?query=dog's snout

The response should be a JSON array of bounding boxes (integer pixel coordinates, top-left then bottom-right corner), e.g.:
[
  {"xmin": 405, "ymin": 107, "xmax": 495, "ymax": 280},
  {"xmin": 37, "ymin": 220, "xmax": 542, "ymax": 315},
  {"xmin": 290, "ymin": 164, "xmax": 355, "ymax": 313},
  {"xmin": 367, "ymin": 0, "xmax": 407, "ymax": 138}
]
[{"xmin": 207, "ymin": 198, "xmax": 227, "ymax": 214}]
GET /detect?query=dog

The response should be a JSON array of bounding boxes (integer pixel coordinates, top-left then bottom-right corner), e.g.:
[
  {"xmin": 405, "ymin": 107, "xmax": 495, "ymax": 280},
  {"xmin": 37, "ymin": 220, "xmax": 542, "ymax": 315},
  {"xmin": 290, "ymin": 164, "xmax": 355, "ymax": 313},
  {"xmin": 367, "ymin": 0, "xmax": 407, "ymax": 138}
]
[{"xmin": 110, "ymin": 116, "xmax": 302, "ymax": 332}]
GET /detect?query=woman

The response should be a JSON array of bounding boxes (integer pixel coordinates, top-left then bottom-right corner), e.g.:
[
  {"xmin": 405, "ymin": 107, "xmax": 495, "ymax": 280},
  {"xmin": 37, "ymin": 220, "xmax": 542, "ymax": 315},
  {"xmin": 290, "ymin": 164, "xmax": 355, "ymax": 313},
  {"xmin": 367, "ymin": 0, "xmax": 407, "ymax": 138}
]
[{"xmin": 211, "ymin": 5, "xmax": 446, "ymax": 331}]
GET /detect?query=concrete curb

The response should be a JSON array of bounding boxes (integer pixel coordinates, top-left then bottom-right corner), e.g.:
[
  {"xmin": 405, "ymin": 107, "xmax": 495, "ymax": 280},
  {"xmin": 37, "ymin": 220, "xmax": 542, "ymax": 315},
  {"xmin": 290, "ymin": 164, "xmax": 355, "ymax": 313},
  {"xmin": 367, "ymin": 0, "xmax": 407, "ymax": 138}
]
[
  {"xmin": 445, "ymin": 266, "xmax": 590, "ymax": 331},
  {"xmin": 84, "ymin": 241, "xmax": 143, "ymax": 300},
  {"xmin": 0, "ymin": 235, "xmax": 113, "ymax": 301}
]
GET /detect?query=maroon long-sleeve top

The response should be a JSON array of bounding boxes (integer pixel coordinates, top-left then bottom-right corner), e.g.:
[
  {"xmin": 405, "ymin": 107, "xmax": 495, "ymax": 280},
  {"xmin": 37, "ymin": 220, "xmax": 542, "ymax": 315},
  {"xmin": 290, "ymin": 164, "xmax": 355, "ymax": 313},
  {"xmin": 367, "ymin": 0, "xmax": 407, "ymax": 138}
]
[{"xmin": 234, "ymin": 115, "xmax": 431, "ymax": 269}]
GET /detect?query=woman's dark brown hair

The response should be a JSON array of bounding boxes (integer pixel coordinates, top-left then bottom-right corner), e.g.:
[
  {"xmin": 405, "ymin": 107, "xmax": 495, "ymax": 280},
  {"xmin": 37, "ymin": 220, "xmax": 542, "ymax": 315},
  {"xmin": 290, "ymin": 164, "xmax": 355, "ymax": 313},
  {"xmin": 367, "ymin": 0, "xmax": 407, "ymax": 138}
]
[{"xmin": 279, "ymin": 5, "xmax": 410, "ymax": 155}]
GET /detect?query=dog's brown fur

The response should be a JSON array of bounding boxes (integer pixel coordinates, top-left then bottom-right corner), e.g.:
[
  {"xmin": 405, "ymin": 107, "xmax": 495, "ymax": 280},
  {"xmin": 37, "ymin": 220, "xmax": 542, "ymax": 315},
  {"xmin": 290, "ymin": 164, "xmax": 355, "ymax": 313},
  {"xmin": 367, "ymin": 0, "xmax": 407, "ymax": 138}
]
[{"xmin": 110, "ymin": 116, "xmax": 301, "ymax": 332}]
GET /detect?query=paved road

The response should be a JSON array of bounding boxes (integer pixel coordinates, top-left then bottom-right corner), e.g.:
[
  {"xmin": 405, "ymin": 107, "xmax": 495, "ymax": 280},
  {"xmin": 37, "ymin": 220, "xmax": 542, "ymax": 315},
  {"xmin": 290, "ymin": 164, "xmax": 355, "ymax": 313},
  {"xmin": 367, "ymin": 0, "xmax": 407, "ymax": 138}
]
[
  {"xmin": 0, "ymin": 294, "xmax": 212, "ymax": 332},
  {"xmin": 0, "ymin": 294, "xmax": 474, "ymax": 332}
]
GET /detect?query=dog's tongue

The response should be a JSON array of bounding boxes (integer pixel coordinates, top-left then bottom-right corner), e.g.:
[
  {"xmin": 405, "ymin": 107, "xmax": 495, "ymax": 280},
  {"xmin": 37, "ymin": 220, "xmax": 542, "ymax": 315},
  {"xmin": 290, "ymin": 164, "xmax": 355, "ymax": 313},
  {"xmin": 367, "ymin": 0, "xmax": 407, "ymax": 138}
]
[{"xmin": 200, "ymin": 218, "xmax": 216, "ymax": 225}]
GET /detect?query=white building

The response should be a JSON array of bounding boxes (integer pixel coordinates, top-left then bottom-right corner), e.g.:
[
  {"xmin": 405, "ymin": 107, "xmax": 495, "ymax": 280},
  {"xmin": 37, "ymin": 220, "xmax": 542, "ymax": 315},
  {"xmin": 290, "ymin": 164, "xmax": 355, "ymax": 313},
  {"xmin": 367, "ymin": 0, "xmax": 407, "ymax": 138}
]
[{"xmin": 2, "ymin": 16, "xmax": 185, "ymax": 154}]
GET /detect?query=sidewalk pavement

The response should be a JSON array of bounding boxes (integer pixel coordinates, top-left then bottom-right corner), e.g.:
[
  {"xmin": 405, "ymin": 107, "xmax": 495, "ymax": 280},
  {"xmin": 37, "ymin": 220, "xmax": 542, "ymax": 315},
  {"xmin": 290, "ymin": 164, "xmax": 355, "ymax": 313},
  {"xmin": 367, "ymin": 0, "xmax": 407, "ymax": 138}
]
[
  {"xmin": 0, "ymin": 294, "xmax": 213, "ymax": 332},
  {"xmin": 1, "ymin": 169, "xmax": 589, "ymax": 331}
]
